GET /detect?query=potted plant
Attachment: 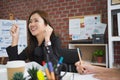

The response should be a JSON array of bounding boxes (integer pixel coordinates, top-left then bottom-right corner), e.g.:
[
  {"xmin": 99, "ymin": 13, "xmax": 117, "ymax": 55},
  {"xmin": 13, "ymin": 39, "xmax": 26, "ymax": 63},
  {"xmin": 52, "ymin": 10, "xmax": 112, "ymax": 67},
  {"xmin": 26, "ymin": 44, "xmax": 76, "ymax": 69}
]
[
  {"xmin": 11, "ymin": 72, "xmax": 26, "ymax": 80},
  {"xmin": 93, "ymin": 49, "xmax": 105, "ymax": 63}
]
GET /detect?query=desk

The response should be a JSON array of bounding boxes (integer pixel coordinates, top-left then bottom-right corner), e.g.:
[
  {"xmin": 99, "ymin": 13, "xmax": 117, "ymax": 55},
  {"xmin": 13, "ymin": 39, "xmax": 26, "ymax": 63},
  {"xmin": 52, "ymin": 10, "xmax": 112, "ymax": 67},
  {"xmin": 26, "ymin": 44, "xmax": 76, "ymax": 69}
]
[
  {"xmin": 0, "ymin": 63, "xmax": 98, "ymax": 80},
  {"xmin": 62, "ymin": 72, "xmax": 98, "ymax": 80}
]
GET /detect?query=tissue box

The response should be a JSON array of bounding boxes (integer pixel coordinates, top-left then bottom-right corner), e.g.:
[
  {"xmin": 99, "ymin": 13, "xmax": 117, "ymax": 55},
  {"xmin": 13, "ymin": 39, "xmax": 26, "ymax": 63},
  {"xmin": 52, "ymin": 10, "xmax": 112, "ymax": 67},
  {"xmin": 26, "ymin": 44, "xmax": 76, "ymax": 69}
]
[{"xmin": 92, "ymin": 34, "xmax": 104, "ymax": 44}]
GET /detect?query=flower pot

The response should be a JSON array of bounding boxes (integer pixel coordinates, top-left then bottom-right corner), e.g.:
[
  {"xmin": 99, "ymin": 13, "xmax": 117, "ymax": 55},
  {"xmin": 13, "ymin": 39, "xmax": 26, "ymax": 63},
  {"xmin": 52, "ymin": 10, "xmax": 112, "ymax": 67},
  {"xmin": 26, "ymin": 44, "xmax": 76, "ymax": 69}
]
[{"xmin": 97, "ymin": 56, "xmax": 103, "ymax": 63}]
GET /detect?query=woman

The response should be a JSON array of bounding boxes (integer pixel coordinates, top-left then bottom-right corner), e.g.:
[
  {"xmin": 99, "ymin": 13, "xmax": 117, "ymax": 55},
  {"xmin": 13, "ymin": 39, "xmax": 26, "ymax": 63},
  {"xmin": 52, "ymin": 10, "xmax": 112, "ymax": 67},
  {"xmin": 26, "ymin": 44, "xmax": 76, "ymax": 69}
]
[{"xmin": 6, "ymin": 10, "xmax": 79, "ymax": 71}]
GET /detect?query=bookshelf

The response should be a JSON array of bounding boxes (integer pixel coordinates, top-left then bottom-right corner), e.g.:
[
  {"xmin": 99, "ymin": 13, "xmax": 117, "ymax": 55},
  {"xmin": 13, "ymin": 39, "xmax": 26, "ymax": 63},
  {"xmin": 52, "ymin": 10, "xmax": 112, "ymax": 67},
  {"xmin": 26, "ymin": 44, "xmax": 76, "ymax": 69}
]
[
  {"xmin": 108, "ymin": 0, "xmax": 120, "ymax": 68},
  {"xmin": 69, "ymin": 44, "xmax": 108, "ymax": 68}
]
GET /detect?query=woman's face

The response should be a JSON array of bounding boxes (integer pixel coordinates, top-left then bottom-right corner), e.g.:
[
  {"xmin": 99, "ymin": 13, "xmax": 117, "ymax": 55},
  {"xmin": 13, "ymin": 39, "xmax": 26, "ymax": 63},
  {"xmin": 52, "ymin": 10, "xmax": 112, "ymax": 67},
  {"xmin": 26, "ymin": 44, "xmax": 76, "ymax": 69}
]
[{"xmin": 28, "ymin": 13, "xmax": 46, "ymax": 36}]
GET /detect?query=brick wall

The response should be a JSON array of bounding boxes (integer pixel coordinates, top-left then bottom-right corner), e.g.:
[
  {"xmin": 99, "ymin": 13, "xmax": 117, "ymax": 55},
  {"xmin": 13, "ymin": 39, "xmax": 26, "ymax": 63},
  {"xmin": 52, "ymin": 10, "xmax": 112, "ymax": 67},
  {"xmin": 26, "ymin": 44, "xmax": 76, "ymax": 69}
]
[
  {"xmin": 114, "ymin": 42, "xmax": 120, "ymax": 64},
  {"xmin": 2, "ymin": 0, "xmax": 120, "ymax": 64},
  {"xmin": 0, "ymin": 0, "xmax": 108, "ymax": 48}
]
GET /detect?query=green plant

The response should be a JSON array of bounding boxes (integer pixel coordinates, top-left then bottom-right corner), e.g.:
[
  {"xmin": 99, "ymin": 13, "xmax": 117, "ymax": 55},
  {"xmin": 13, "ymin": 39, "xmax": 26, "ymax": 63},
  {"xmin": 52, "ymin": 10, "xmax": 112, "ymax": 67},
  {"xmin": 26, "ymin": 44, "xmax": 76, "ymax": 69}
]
[
  {"xmin": 93, "ymin": 49, "xmax": 104, "ymax": 57},
  {"xmin": 27, "ymin": 66, "xmax": 39, "ymax": 80},
  {"xmin": 11, "ymin": 72, "xmax": 25, "ymax": 80}
]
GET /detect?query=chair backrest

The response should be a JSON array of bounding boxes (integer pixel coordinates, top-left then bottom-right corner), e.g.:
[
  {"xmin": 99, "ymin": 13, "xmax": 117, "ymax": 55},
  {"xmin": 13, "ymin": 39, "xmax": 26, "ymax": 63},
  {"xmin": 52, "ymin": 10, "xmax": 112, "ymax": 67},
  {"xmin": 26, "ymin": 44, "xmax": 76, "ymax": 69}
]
[{"xmin": 0, "ymin": 57, "xmax": 8, "ymax": 64}]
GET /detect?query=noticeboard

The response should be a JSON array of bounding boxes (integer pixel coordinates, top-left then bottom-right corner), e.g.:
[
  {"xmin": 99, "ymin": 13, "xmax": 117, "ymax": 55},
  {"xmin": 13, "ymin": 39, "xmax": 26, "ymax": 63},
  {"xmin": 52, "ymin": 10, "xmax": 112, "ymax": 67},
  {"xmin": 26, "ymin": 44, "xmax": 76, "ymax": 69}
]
[
  {"xmin": 69, "ymin": 14, "xmax": 102, "ymax": 40},
  {"xmin": 0, "ymin": 19, "xmax": 27, "ymax": 57}
]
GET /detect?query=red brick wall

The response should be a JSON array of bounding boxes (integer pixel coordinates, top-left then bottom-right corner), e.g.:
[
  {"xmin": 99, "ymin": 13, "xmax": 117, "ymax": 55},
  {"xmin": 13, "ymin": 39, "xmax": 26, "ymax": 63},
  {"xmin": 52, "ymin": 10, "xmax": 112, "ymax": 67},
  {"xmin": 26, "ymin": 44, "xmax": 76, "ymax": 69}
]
[
  {"xmin": 0, "ymin": 0, "xmax": 108, "ymax": 48},
  {"xmin": 1, "ymin": 0, "xmax": 120, "ymax": 65},
  {"xmin": 114, "ymin": 42, "xmax": 120, "ymax": 64}
]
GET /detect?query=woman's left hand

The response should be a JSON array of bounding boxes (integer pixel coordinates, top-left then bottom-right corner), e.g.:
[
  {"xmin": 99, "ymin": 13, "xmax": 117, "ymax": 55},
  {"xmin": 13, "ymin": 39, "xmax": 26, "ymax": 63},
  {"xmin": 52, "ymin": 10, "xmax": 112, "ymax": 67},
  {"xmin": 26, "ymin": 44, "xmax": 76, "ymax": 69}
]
[{"xmin": 44, "ymin": 25, "xmax": 53, "ymax": 42}]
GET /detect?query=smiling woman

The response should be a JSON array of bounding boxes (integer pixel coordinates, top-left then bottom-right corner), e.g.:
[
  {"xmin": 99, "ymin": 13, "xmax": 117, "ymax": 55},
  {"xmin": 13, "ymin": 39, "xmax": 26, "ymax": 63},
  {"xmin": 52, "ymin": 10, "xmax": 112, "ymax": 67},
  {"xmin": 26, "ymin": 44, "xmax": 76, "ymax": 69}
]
[
  {"xmin": 6, "ymin": 10, "xmax": 79, "ymax": 73},
  {"xmin": 6, "ymin": 10, "xmax": 59, "ymax": 65}
]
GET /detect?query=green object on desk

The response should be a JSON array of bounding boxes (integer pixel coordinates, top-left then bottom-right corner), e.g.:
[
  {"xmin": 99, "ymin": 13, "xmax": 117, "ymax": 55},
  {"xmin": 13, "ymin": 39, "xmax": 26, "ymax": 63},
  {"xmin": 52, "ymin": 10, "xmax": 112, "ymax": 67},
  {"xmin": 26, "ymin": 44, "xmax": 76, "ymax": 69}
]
[
  {"xmin": 11, "ymin": 72, "xmax": 25, "ymax": 80},
  {"xmin": 27, "ymin": 66, "xmax": 39, "ymax": 80}
]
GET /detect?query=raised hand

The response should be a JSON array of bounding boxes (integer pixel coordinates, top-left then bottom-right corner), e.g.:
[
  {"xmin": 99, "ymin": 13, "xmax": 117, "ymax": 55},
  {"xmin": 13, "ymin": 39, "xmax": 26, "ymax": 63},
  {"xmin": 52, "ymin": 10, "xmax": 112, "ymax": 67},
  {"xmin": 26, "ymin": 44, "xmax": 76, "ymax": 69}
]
[
  {"xmin": 44, "ymin": 25, "xmax": 53, "ymax": 42},
  {"xmin": 10, "ymin": 24, "xmax": 19, "ymax": 46}
]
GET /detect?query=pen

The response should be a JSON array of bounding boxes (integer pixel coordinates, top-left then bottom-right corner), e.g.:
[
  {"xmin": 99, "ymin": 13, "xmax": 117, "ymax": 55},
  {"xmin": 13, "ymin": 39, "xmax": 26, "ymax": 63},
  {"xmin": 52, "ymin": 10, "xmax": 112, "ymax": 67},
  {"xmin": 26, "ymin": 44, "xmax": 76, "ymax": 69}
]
[
  {"xmin": 77, "ymin": 48, "xmax": 86, "ymax": 73},
  {"xmin": 55, "ymin": 57, "xmax": 63, "ymax": 73},
  {"xmin": 48, "ymin": 61, "xmax": 55, "ymax": 80},
  {"xmin": 57, "ymin": 57, "xmax": 63, "ymax": 67},
  {"xmin": 42, "ymin": 61, "xmax": 51, "ymax": 80},
  {"xmin": 77, "ymin": 48, "xmax": 82, "ymax": 64},
  {"xmin": 54, "ymin": 56, "xmax": 64, "ymax": 79}
]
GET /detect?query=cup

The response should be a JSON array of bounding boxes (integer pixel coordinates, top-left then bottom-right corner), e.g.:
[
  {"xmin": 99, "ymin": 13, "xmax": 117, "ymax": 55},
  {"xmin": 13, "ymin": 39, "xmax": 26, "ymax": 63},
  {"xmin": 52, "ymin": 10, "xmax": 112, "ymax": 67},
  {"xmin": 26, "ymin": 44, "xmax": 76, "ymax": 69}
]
[
  {"xmin": 54, "ymin": 63, "xmax": 67, "ymax": 80},
  {"xmin": 6, "ymin": 60, "xmax": 25, "ymax": 80}
]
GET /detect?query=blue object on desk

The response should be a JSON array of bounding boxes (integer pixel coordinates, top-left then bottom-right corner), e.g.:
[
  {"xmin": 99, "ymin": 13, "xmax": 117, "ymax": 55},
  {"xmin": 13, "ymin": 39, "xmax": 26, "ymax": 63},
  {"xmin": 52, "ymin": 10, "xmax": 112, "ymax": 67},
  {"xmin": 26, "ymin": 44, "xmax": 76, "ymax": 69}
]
[{"xmin": 57, "ymin": 57, "xmax": 63, "ymax": 67}]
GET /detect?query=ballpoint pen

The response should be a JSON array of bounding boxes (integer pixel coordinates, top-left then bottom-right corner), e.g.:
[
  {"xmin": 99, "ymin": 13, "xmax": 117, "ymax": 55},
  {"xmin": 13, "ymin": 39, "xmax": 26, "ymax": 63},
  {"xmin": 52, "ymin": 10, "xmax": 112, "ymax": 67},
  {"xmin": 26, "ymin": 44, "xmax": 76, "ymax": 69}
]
[
  {"xmin": 77, "ymin": 48, "xmax": 86, "ymax": 73},
  {"xmin": 77, "ymin": 48, "xmax": 82, "ymax": 64}
]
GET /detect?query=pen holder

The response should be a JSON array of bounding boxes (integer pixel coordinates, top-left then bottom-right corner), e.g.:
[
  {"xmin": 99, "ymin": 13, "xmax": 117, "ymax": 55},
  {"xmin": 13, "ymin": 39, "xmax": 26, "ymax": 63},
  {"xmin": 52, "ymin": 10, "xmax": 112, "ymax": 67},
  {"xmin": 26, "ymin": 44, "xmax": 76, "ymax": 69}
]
[{"xmin": 54, "ymin": 63, "xmax": 67, "ymax": 80}]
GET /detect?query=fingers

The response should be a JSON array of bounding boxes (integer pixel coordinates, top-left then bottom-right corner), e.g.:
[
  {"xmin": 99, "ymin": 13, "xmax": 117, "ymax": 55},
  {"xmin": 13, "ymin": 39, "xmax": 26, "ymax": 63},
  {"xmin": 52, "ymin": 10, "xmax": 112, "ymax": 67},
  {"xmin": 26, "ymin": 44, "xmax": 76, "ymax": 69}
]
[
  {"xmin": 76, "ymin": 66, "xmax": 83, "ymax": 74},
  {"xmin": 44, "ymin": 25, "xmax": 53, "ymax": 42},
  {"xmin": 44, "ymin": 25, "xmax": 53, "ymax": 34},
  {"xmin": 75, "ymin": 61, "xmax": 94, "ymax": 74},
  {"xmin": 75, "ymin": 61, "xmax": 80, "ymax": 66},
  {"xmin": 46, "ymin": 25, "xmax": 53, "ymax": 31},
  {"xmin": 75, "ymin": 62, "xmax": 86, "ymax": 74},
  {"xmin": 10, "ymin": 24, "xmax": 18, "ymax": 34},
  {"xmin": 75, "ymin": 60, "xmax": 84, "ymax": 66}
]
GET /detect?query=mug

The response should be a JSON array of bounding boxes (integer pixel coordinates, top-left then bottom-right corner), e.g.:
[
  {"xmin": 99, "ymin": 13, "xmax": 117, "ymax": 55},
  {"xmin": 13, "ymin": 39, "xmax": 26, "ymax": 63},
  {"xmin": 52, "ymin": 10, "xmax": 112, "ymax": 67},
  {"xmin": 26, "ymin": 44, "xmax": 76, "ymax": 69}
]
[{"xmin": 6, "ymin": 60, "xmax": 25, "ymax": 80}]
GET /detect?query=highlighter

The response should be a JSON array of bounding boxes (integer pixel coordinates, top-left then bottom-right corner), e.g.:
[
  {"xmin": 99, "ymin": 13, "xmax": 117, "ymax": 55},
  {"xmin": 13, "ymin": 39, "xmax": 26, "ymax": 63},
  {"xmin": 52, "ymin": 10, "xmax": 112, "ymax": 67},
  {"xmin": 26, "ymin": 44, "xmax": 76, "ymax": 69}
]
[
  {"xmin": 57, "ymin": 57, "xmax": 63, "ymax": 67},
  {"xmin": 42, "ymin": 61, "xmax": 51, "ymax": 80},
  {"xmin": 48, "ymin": 61, "xmax": 55, "ymax": 80},
  {"xmin": 54, "ymin": 57, "xmax": 64, "ymax": 79}
]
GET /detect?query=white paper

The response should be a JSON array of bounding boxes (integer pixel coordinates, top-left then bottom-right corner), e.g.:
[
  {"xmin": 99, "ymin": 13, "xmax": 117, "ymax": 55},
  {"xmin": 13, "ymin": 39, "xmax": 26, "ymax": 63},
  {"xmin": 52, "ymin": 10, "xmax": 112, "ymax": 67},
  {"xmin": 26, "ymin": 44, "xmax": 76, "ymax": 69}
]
[
  {"xmin": 70, "ymin": 73, "xmax": 99, "ymax": 80},
  {"xmin": 0, "ymin": 19, "xmax": 27, "ymax": 57},
  {"xmin": 69, "ymin": 18, "xmax": 81, "ymax": 35},
  {"xmin": 93, "ymin": 23, "xmax": 107, "ymax": 34},
  {"xmin": 69, "ymin": 15, "xmax": 101, "ymax": 40}
]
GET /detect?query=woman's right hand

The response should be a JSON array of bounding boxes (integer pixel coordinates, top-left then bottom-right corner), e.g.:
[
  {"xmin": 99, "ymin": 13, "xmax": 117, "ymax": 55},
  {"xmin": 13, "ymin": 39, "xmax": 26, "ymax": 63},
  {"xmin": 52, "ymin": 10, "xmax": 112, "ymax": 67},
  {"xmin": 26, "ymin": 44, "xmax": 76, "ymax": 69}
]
[
  {"xmin": 10, "ymin": 24, "xmax": 19, "ymax": 46},
  {"xmin": 75, "ymin": 61, "xmax": 96, "ymax": 74}
]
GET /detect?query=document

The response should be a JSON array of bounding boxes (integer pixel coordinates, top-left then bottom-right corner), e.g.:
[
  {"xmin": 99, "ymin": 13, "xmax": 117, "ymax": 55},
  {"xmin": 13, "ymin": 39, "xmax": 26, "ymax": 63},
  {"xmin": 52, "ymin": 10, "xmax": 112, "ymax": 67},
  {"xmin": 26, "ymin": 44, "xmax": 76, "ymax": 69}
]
[
  {"xmin": 69, "ymin": 15, "xmax": 101, "ymax": 40},
  {"xmin": 70, "ymin": 73, "xmax": 99, "ymax": 80},
  {"xmin": 0, "ymin": 19, "xmax": 27, "ymax": 57},
  {"xmin": 93, "ymin": 23, "xmax": 107, "ymax": 34}
]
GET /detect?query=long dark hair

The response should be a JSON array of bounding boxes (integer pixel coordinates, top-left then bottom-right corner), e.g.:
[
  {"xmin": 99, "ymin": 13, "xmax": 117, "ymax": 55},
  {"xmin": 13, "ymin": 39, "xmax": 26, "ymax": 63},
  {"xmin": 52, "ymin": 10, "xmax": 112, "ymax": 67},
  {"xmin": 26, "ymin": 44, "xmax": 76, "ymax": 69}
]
[{"xmin": 26, "ymin": 10, "xmax": 56, "ymax": 60}]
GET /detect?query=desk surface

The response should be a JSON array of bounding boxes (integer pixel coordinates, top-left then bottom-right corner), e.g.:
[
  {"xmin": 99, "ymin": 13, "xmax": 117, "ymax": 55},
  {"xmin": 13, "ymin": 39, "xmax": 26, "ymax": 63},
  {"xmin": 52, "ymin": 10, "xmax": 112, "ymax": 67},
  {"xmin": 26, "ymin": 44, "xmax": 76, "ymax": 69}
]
[
  {"xmin": 0, "ymin": 63, "xmax": 98, "ymax": 80},
  {"xmin": 62, "ymin": 72, "xmax": 99, "ymax": 80}
]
